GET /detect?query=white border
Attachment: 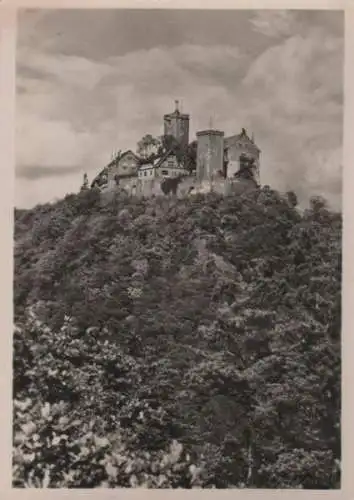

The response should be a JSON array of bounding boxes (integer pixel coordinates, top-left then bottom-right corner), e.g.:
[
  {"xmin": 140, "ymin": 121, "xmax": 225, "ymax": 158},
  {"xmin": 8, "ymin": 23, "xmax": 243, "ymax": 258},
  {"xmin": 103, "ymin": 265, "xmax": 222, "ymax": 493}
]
[{"xmin": 1, "ymin": 1, "xmax": 352, "ymax": 498}]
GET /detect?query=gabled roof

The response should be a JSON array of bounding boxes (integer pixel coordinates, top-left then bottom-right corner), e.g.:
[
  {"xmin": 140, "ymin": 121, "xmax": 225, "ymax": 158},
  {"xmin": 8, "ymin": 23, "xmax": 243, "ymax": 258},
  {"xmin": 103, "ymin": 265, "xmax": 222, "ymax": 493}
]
[
  {"xmin": 91, "ymin": 150, "xmax": 140, "ymax": 187},
  {"xmin": 138, "ymin": 148, "xmax": 177, "ymax": 171},
  {"xmin": 224, "ymin": 130, "xmax": 260, "ymax": 152},
  {"xmin": 119, "ymin": 149, "xmax": 140, "ymax": 161},
  {"xmin": 139, "ymin": 163, "xmax": 155, "ymax": 171},
  {"xmin": 154, "ymin": 148, "xmax": 176, "ymax": 168},
  {"xmin": 107, "ymin": 149, "xmax": 140, "ymax": 168}
]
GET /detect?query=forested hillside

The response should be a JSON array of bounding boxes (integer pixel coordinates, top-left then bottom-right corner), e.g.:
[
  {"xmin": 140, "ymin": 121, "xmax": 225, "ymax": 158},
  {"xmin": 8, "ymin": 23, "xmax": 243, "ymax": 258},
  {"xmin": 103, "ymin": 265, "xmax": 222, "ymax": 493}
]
[{"xmin": 13, "ymin": 186, "xmax": 342, "ymax": 488}]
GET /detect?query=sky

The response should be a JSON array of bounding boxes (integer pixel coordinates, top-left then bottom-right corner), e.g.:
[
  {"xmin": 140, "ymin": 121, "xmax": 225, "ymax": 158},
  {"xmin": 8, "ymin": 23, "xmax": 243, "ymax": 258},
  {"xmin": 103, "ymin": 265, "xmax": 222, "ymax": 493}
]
[{"xmin": 15, "ymin": 8, "xmax": 344, "ymax": 209}]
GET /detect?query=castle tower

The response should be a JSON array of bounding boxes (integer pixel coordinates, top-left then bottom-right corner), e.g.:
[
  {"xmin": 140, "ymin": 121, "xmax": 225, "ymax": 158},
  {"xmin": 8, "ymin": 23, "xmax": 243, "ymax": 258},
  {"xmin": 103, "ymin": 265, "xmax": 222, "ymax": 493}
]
[
  {"xmin": 163, "ymin": 100, "xmax": 190, "ymax": 148},
  {"xmin": 196, "ymin": 129, "xmax": 225, "ymax": 182}
]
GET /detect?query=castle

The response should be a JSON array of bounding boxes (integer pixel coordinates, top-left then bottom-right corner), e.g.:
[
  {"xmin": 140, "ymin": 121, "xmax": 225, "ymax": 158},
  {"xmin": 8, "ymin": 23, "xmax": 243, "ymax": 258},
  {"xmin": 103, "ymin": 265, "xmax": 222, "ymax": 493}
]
[{"xmin": 90, "ymin": 101, "xmax": 261, "ymax": 197}]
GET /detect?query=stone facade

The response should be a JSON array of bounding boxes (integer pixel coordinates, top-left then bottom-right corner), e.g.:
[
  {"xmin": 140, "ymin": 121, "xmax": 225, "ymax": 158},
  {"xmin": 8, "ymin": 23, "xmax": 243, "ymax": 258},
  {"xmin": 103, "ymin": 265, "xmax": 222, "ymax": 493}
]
[
  {"xmin": 107, "ymin": 150, "xmax": 139, "ymax": 181},
  {"xmin": 196, "ymin": 130, "xmax": 225, "ymax": 182},
  {"xmin": 163, "ymin": 101, "xmax": 190, "ymax": 149},
  {"xmin": 106, "ymin": 175, "xmax": 258, "ymax": 200},
  {"xmin": 138, "ymin": 151, "xmax": 189, "ymax": 182},
  {"xmin": 156, "ymin": 153, "xmax": 189, "ymax": 178},
  {"xmin": 224, "ymin": 132, "xmax": 260, "ymax": 183}
]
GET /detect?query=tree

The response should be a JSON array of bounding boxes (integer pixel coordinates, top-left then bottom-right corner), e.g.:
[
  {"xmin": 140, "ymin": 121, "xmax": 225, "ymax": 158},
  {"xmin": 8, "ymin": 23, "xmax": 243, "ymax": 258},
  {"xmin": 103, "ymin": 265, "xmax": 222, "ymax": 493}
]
[
  {"xmin": 235, "ymin": 154, "xmax": 257, "ymax": 181},
  {"xmin": 161, "ymin": 134, "xmax": 179, "ymax": 152},
  {"xmin": 13, "ymin": 186, "xmax": 341, "ymax": 489},
  {"xmin": 160, "ymin": 176, "xmax": 183, "ymax": 196},
  {"xmin": 185, "ymin": 141, "xmax": 198, "ymax": 173},
  {"xmin": 137, "ymin": 135, "xmax": 161, "ymax": 159},
  {"xmin": 160, "ymin": 134, "xmax": 195, "ymax": 168},
  {"xmin": 286, "ymin": 191, "xmax": 298, "ymax": 208}
]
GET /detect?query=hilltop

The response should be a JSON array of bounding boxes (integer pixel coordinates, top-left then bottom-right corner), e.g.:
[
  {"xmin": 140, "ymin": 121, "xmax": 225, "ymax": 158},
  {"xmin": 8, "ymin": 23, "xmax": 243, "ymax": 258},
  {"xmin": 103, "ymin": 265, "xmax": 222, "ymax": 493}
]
[{"xmin": 13, "ymin": 186, "xmax": 341, "ymax": 488}]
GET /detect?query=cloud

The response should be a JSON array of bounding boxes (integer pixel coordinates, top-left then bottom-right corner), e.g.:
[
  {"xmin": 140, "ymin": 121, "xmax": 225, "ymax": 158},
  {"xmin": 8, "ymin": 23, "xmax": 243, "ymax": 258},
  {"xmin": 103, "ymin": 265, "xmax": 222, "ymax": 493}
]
[
  {"xmin": 15, "ymin": 42, "xmax": 247, "ymax": 178},
  {"xmin": 16, "ymin": 113, "xmax": 94, "ymax": 168},
  {"xmin": 249, "ymin": 10, "xmax": 300, "ymax": 38},
  {"xmin": 15, "ymin": 12, "xmax": 344, "ymax": 210},
  {"xmin": 17, "ymin": 46, "xmax": 113, "ymax": 91},
  {"xmin": 238, "ymin": 29, "xmax": 343, "ymax": 208},
  {"xmin": 16, "ymin": 164, "xmax": 83, "ymax": 180},
  {"xmin": 16, "ymin": 9, "xmax": 265, "ymax": 60}
]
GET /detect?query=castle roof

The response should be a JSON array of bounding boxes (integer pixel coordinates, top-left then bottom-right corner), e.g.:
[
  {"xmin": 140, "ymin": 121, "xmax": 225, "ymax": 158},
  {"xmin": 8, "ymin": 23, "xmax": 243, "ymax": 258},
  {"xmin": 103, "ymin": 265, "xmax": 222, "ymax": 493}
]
[
  {"xmin": 164, "ymin": 100, "xmax": 189, "ymax": 120},
  {"xmin": 224, "ymin": 130, "xmax": 260, "ymax": 152},
  {"xmin": 107, "ymin": 149, "xmax": 139, "ymax": 168},
  {"xmin": 196, "ymin": 129, "xmax": 224, "ymax": 137},
  {"xmin": 154, "ymin": 148, "xmax": 176, "ymax": 168},
  {"xmin": 91, "ymin": 149, "xmax": 140, "ymax": 187},
  {"xmin": 164, "ymin": 111, "xmax": 189, "ymax": 120},
  {"xmin": 137, "ymin": 148, "xmax": 177, "ymax": 171},
  {"xmin": 139, "ymin": 163, "xmax": 155, "ymax": 171}
]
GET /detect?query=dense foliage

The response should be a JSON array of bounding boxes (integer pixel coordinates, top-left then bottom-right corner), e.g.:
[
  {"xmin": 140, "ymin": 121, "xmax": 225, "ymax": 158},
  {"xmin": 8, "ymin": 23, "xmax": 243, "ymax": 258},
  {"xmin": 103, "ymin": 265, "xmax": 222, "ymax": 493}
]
[{"xmin": 13, "ymin": 186, "xmax": 341, "ymax": 488}]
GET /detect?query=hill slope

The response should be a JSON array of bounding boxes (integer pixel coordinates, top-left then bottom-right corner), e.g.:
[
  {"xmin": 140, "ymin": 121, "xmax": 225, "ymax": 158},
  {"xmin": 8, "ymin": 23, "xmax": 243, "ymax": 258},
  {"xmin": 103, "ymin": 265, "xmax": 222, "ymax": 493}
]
[{"xmin": 13, "ymin": 186, "xmax": 342, "ymax": 488}]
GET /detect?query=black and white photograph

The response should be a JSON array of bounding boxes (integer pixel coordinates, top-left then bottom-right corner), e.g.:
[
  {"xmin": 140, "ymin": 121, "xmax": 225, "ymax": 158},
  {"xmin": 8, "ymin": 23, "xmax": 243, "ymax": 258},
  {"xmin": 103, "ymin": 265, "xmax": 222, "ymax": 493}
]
[{"xmin": 13, "ymin": 6, "xmax": 343, "ymax": 489}]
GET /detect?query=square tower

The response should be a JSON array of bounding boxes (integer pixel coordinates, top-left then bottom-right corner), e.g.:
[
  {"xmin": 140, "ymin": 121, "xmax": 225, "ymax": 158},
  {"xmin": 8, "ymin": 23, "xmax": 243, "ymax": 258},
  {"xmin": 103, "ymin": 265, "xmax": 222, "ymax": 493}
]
[
  {"xmin": 163, "ymin": 100, "xmax": 190, "ymax": 149},
  {"xmin": 196, "ymin": 129, "xmax": 225, "ymax": 182}
]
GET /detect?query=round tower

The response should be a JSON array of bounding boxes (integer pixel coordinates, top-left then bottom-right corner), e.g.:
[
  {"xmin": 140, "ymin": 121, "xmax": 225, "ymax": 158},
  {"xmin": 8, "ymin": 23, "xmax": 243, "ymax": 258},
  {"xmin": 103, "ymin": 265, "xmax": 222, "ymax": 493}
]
[{"xmin": 196, "ymin": 129, "xmax": 225, "ymax": 182}]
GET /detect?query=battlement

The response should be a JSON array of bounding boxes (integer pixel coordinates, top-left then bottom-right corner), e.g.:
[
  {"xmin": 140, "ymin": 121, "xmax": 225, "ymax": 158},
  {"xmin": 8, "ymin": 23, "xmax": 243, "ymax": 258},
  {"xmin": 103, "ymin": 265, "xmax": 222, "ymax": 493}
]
[
  {"xmin": 164, "ymin": 112, "xmax": 189, "ymax": 120},
  {"xmin": 196, "ymin": 129, "xmax": 224, "ymax": 137},
  {"xmin": 162, "ymin": 99, "xmax": 190, "ymax": 148}
]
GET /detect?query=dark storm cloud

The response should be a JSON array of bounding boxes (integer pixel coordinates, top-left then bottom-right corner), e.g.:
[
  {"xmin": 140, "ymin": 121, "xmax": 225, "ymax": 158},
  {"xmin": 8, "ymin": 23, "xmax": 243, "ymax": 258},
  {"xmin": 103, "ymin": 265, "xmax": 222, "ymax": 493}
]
[
  {"xmin": 17, "ymin": 164, "xmax": 83, "ymax": 180},
  {"xmin": 17, "ymin": 8, "xmax": 343, "ymax": 61},
  {"xmin": 17, "ymin": 9, "xmax": 268, "ymax": 60}
]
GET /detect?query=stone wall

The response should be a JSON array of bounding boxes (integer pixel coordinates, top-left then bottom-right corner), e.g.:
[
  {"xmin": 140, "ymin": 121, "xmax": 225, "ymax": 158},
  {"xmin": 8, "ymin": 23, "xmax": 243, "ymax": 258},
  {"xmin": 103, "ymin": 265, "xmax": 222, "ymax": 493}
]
[
  {"xmin": 163, "ymin": 113, "xmax": 190, "ymax": 148},
  {"xmin": 135, "ymin": 178, "xmax": 164, "ymax": 197},
  {"xmin": 189, "ymin": 177, "xmax": 257, "ymax": 196},
  {"xmin": 99, "ymin": 174, "xmax": 258, "ymax": 201}
]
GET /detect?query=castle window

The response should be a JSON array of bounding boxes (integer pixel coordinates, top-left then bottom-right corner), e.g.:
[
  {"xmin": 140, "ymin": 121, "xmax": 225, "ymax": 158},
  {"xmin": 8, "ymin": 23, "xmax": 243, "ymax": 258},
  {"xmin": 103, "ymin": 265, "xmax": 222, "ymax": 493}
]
[
  {"xmin": 144, "ymin": 171, "xmax": 147, "ymax": 176},
  {"xmin": 161, "ymin": 170, "xmax": 168, "ymax": 176}
]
